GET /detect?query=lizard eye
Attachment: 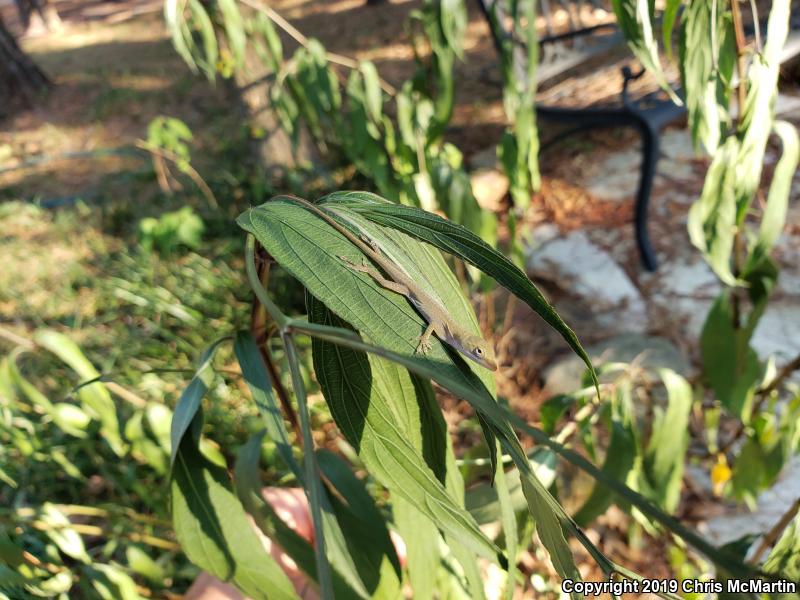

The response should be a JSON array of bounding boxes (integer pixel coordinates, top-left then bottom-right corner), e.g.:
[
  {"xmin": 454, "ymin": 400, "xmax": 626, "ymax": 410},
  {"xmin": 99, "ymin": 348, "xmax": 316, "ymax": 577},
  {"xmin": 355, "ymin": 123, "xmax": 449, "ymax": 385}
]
[{"xmin": 475, "ymin": 347, "xmax": 484, "ymax": 357}]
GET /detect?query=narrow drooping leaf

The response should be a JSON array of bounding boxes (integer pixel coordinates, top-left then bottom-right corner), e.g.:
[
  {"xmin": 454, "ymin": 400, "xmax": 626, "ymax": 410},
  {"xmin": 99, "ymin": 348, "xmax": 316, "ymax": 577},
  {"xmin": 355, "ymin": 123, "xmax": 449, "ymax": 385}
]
[
  {"xmin": 687, "ymin": 137, "xmax": 739, "ymax": 284},
  {"xmin": 643, "ymin": 369, "xmax": 692, "ymax": 513},
  {"xmin": 573, "ymin": 419, "xmax": 636, "ymax": 526},
  {"xmin": 611, "ymin": 0, "xmax": 681, "ymax": 103},
  {"xmin": 234, "ymin": 331, "xmax": 302, "ymax": 478},
  {"xmin": 291, "ymin": 318, "xmax": 586, "ymax": 591},
  {"xmin": 734, "ymin": 0, "xmax": 794, "ymax": 211},
  {"xmin": 679, "ymin": 0, "xmax": 733, "ymax": 153},
  {"xmin": 316, "ymin": 450, "xmax": 402, "ymax": 597},
  {"xmin": 744, "ymin": 120, "xmax": 800, "ymax": 274},
  {"xmin": 169, "ymin": 337, "xmax": 229, "ymax": 467}
]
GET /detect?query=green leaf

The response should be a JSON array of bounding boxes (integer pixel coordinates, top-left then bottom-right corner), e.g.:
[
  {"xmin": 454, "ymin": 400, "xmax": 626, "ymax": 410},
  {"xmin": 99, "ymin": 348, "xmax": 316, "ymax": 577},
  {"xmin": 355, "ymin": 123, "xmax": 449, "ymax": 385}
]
[
  {"xmin": 84, "ymin": 563, "xmax": 141, "ymax": 600},
  {"xmin": 611, "ymin": 0, "xmax": 681, "ymax": 103},
  {"xmin": 687, "ymin": 136, "xmax": 739, "ymax": 284},
  {"xmin": 126, "ymin": 546, "xmax": 166, "ymax": 585},
  {"xmin": 360, "ymin": 61, "xmax": 383, "ymax": 124},
  {"xmin": 171, "ymin": 424, "xmax": 300, "ymax": 600},
  {"xmin": 217, "ymin": 0, "xmax": 246, "ymax": 67},
  {"xmin": 52, "ymin": 403, "xmax": 92, "ymax": 438},
  {"xmin": 679, "ymin": 0, "xmax": 733, "ymax": 153},
  {"xmin": 307, "ymin": 298, "xmax": 500, "ymax": 562},
  {"xmin": 34, "ymin": 330, "xmax": 125, "ymax": 455},
  {"xmin": 291, "ymin": 318, "xmax": 587, "ymax": 590},
  {"xmin": 763, "ymin": 512, "xmax": 800, "ymax": 581},
  {"xmin": 314, "ymin": 191, "xmax": 597, "ymax": 393},
  {"xmin": 744, "ymin": 120, "xmax": 800, "ymax": 274},
  {"xmin": 234, "ymin": 432, "xmax": 365, "ymax": 599},
  {"xmin": 643, "ymin": 369, "xmax": 692, "ymax": 513},
  {"xmin": 662, "ymin": 0, "xmax": 682, "ymax": 58},
  {"xmin": 41, "ymin": 503, "xmax": 90, "ymax": 564},
  {"xmin": 734, "ymin": 0, "xmax": 794, "ymax": 212},
  {"xmin": 234, "ymin": 331, "xmax": 302, "ymax": 479},
  {"xmin": 316, "ymin": 450, "xmax": 402, "ymax": 596},
  {"xmin": 494, "ymin": 444, "xmax": 518, "ymax": 600},
  {"xmin": 573, "ymin": 418, "xmax": 636, "ymax": 526},
  {"xmin": 699, "ymin": 292, "xmax": 761, "ymax": 419},
  {"xmin": 239, "ymin": 195, "xmax": 594, "ymax": 587},
  {"xmin": 169, "ymin": 337, "xmax": 229, "ymax": 467}
]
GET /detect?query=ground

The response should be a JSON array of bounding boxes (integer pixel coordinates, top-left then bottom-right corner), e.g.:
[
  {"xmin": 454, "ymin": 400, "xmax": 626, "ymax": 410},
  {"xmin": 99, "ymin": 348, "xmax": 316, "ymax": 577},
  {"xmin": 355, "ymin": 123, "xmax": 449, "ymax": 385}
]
[{"xmin": 2, "ymin": 0, "xmax": 800, "ymax": 597}]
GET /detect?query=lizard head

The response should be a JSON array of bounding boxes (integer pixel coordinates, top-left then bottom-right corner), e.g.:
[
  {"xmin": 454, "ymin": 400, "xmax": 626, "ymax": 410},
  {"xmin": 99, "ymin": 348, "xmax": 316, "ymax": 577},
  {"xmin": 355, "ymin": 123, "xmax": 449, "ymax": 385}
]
[{"xmin": 458, "ymin": 334, "xmax": 498, "ymax": 371}]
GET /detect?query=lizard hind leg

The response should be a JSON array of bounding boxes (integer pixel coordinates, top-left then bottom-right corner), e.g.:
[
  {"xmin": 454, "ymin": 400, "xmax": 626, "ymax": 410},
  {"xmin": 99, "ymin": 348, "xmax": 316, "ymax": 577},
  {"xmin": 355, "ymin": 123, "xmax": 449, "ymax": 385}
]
[{"xmin": 415, "ymin": 322, "xmax": 435, "ymax": 355}]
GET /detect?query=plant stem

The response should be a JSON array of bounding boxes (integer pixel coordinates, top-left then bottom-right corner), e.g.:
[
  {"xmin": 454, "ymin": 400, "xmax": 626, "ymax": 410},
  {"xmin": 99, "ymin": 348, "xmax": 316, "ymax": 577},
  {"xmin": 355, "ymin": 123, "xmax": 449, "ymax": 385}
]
[
  {"xmin": 749, "ymin": 497, "xmax": 800, "ymax": 564},
  {"xmin": 238, "ymin": 0, "xmax": 397, "ymax": 95},
  {"xmin": 283, "ymin": 334, "xmax": 334, "ymax": 600},
  {"xmin": 759, "ymin": 352, "xmax": 800, "ymax": 396},
  {"xmin": 248, "ymin": 239, "xmax": 303, "ymax": 442}
]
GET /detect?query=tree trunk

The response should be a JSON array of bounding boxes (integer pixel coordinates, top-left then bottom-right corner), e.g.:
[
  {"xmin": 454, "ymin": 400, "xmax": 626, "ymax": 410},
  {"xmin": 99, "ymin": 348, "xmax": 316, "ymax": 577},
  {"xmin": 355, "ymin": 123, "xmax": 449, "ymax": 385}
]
[
  {"xmin": 0, "ymin": 13, "xmax": 50, "ymax": 112},
  {"xmin": 14, "ymin": 0, "xmax": 62, "ymax": 36}
]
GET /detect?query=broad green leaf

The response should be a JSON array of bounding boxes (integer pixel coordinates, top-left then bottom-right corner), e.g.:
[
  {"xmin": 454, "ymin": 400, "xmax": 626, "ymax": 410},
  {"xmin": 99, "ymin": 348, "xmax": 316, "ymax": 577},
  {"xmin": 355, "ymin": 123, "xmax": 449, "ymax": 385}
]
[
  {"xmin": 308, "ymin": 299, "xmax": 500, "ymax": 562},
  {"xmin": 744, "ymin": 120, "xmax": 800, "ymax": 274},
  {"xmin": 290, "ymin": 318, "xmax": 585, "ymax": 591},
  {"xmin": 34, "ymin": 330, "xmax": 125, "ymax": 455},
  {"xmin": 171, "ymin": 426, "xmax": 299, "ymax": 600},
  {"xmin": 315, "ymin": 191, "xmax": 598, "ymax": 393},
  {"xmin": 240, "ymin": 196, "xmax": 586, "ymax": 587},
  {"xmin": 392, "ymin": 498, "xmax": 440, "ymax": 599},
  {"xmin": 700, "ymin": 292, "xmax": 761, "ymax": 419},
  {"xmin": 687, "ymin": 137, "xmax": 739, "ymax": 284},
  {"xmin": 317, "ymin": 450, "xmax": 402, "ymax": 597}
]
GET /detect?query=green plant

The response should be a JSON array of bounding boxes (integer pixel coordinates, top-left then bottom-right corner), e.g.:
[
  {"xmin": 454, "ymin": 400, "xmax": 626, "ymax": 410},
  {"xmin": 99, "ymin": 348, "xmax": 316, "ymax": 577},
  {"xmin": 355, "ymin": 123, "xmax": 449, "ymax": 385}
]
[
  {"xmin": 610, "ymin": 0, "xmax": 800, "ymax": 505},
  {"xmin": 138, "ymin": 206, "xmax": 205, "ymax": 254},
  {"xmin": 163, "ymin": 192, "xmax": 800, "ymax": 599},
  {"xmin": 164, "ymin": 0, "xmax": 496, "ymax": 246}
]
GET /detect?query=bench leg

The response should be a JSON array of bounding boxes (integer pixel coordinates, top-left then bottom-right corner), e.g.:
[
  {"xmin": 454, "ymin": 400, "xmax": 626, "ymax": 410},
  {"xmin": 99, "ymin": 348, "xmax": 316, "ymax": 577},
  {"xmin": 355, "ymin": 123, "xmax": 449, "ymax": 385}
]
[{"xmin": 633, "ymin": 117, "xmax": 660, "ymax": 271}]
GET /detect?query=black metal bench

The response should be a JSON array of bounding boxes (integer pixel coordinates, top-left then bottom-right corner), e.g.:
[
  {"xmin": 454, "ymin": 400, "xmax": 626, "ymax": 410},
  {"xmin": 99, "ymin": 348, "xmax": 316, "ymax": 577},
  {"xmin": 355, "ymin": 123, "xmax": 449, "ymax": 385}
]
[{"xmin": 477, "ymin": 0, "xmax": 800, "ymax": 271}]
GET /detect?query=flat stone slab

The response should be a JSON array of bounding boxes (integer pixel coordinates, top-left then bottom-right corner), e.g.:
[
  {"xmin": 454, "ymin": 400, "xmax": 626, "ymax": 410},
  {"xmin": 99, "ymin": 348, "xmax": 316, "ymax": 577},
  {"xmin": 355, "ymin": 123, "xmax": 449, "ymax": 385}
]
[
  {"xmin": 525, "ymin": 230, "xmax": 648, "ymax": 332},
  {"xmin": 543, "ymin": 333, "xmax": 691, "ymax": 395}
]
